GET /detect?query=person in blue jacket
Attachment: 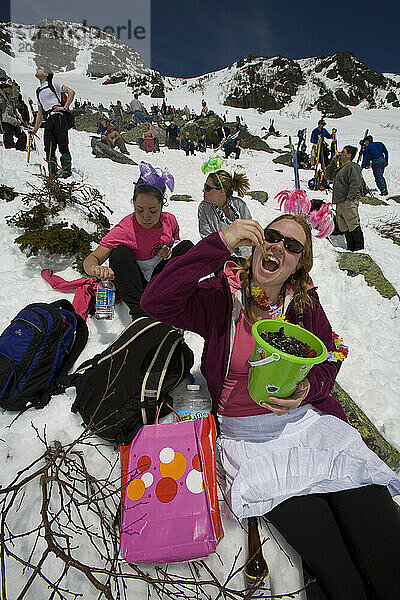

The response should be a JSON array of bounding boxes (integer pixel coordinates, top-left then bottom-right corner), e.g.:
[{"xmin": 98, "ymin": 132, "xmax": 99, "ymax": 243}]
[
  {"xmin": 310, "ymin": 119, "xmax": 332, "ymax": 167},
  {"xmin": 361, "ymin": 135, "xmax": 389, "ymax": 196}
]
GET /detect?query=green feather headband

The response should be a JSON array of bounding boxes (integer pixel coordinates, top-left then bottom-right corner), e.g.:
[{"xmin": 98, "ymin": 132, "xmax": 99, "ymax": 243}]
[{"xmin": 201, "ymin": 157, "xmax": 223, "ymax": 188}]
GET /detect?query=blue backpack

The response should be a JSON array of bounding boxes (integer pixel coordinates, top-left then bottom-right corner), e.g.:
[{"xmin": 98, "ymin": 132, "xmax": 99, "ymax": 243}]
[{"xmin": 0, "ymin": 300, "xmax": 88, "ymax": 412}]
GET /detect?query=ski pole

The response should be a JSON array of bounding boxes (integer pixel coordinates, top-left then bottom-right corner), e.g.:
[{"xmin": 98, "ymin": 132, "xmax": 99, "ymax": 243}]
[{"xmin": 27, "ymin": 132, "xmax": 31, "ymax": 164}]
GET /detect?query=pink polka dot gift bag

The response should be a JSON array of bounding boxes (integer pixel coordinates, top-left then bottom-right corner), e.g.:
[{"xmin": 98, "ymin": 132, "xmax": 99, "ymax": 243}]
[{"xmin": 120, "ymin": 409, "xmax": 224, "ymax": 563}]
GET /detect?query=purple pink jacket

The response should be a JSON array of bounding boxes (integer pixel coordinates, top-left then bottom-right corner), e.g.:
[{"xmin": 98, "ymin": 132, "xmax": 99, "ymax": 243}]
[{"xmin": 141, "ymin": 233, "xmax": 347, "ymax": 422}]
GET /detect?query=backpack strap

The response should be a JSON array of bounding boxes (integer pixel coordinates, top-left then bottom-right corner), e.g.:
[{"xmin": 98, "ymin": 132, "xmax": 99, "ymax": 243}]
[{"xmin": 140, "ymin": 327, "xmax": 183, "ymax": 425}]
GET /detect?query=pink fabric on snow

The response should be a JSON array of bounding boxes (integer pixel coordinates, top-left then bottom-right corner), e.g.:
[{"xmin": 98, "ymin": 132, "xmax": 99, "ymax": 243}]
[{"xmin": 41, "ymin": 269, "xmax": 121, "ymax": 322}]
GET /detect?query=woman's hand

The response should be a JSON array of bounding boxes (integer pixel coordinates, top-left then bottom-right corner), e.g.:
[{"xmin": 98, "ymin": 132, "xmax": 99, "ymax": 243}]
[
  {"xmin": 259, "ymin": 378, "xmax": 310, "ymax": 416},
  {"xmin": 157, "ymin": 245, "xmax": 172, "ymax": 260},
  {"xmin": 221, "ymin": 219, "xmax": 265, "ymax": 250},
  {"xmin": 90, "ymin": 265, "xmax": 114, "ymax": 280}
]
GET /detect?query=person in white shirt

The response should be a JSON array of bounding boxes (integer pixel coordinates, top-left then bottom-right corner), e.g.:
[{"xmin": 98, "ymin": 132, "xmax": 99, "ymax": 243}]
[{"xmin": 31, "ymin": 65, "xmax": 75, "ymax": 178}]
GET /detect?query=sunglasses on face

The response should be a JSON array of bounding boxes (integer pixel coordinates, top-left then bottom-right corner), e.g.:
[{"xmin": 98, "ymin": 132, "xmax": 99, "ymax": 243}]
[
  {"xmin": 203, "ymin": 184, "xmax": 221, "ymax": 192},
  {"xmin": 264, "ymin": 228, "xmax": 304, "ymax": 254}
]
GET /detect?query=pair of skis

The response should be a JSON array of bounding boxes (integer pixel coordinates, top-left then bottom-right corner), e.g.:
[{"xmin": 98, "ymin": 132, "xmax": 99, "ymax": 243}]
[
  {"xmin": 289, "ymin": 136, "xmax": 300, "ymax": 189},
  {"xmin": 357, "ymin": 128, "xmax": 369, "ymax": 164},
  {"xmin": 213, "ymin": 130, "xmax": 239, "ymax": 153}
]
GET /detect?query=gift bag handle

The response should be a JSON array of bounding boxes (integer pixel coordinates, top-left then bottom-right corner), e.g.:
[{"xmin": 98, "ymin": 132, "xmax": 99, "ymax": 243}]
[{"xmin": 155, "ymin": 399, "xmax": 181, "ymax": 424}]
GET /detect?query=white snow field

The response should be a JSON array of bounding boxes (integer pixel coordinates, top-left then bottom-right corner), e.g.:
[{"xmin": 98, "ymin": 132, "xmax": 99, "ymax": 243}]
[{"xmin": 1, "ymin": 51, "xmax": 400, "ymax": 599}]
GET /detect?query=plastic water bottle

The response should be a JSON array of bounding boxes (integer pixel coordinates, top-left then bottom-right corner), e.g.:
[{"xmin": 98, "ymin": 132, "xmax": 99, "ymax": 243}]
[
  {"xmin": 172, "ymin": 384, "xmax": 211, "ymax": 421},
  {"xmin": 95, "ymin": 280, "xmax": 116, "ymax": 320}
]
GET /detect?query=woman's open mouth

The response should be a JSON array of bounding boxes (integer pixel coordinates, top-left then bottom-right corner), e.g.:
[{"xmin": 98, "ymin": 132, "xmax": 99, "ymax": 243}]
[{"xmin": 262, "ymin": 255, "xmax": 279, "ymax": 272}]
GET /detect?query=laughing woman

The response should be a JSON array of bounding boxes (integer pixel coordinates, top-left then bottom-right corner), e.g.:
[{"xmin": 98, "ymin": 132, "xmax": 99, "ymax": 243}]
[{"xmin": 141, "ymin": 215, "xmax": 400, "ymax": 600}]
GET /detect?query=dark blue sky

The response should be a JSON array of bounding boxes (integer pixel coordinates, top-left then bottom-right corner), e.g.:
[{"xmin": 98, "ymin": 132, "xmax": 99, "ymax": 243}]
[
  {"xmin": 151, "ymin": 0, "xmax": 400, "ymax": 77},
  {"xmin": 1, "ymin": 1, "xmax": 399, "ymax": 76}
]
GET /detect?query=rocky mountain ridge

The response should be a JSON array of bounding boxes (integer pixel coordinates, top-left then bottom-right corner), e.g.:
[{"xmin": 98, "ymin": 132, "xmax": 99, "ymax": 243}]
[{"xmin": 1, "ymin": 19, "xmax": 399, "ymax": 116}]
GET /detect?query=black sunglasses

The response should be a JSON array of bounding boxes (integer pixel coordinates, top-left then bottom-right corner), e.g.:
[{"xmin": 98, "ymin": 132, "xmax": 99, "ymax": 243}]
[
  {"xmin": 203, "ymin": 183, "xmax": 221, "ymax": 192},
  {"xmin": 264, "ymin": 228, "xmax": 304, "ymax": 254}
]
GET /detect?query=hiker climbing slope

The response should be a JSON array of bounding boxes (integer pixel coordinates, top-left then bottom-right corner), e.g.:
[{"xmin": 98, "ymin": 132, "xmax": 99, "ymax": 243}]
[
  {"xmin": 361, "ymin": 135, "xmax": 389, "ymax": 196},
  {"xmin": 31, "ymin": 65, "xmax": 75, "ymax": 178}
]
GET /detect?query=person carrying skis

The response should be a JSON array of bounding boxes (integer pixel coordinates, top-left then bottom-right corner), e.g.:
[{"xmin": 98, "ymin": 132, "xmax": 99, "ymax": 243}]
[
  {"xmin": 31, "ymin": 65, "xmax": 75, "ymax": 178},
  {"xmin": 0, "ymin": 78, "xmax": 27, "ymax": 151},
  {"xmin": 310, "ymin": 119, "xmax": 332, "ymax": 167},
  {"xmin": 325, "ymin": 145, "xmax": 364, "ymax": 251},
  {"xmin": 361, "ymin": 135, "xmax": 389, "ymax": 196}
]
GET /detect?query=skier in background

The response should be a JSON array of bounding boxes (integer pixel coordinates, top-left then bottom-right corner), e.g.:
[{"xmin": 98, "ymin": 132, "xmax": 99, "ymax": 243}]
[{"xmin": 361, "ymin": 135, "xmax": 389, "ymax": 196}]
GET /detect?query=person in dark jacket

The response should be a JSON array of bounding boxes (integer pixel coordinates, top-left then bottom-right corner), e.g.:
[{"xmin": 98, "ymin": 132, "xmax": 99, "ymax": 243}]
[
  {"xmin": 141, "ymin": 216, "xmax": 400, "ymax": 600},
  {"xmin": 180, "ymin": 132, "xmax": 195, "ymax": 156},
  {"xmin": 325, "ymin": 145, "xmax": 364, "ymax": 251},
  {"xmin": 310, "ymin": 119, "xmax": 332, "ymax": 167},
  {"xmin": 223, "ymin": 136, "xmax": 241, "ymax": 159},
  {"xmin": 166, "ymin": 121, "xmax": 180, "ymax": 149},
  {"xmin": 361, "ymin": 135, "xmax": 389, "ymax": 195}
]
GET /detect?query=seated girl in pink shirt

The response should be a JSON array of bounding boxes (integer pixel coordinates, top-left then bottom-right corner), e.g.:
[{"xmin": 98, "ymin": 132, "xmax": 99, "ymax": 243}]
[{"xmin": 83, "ymin": 161, "xmax": 193, "ymax": 318}]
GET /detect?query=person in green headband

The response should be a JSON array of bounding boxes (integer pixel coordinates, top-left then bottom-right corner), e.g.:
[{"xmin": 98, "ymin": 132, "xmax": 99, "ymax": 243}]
[{"xmin": 198, "ymin": 159, "xmax": 252, "ymax": 260}]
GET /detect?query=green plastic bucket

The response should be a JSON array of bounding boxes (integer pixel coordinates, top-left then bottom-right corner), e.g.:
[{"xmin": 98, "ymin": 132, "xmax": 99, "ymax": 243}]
[{"xmin": 248, "ymin": 319, "xmax": 327, "ymax": 404}]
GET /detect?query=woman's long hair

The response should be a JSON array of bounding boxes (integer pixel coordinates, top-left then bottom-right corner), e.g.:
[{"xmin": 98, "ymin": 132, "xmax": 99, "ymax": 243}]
[
  {"xmin": 208, "ymin": 170, "xmax": 250, "ymax": 198},
  {"xmin": 241, "ymin": 214, "xmax": 313, "ymax": 323}
]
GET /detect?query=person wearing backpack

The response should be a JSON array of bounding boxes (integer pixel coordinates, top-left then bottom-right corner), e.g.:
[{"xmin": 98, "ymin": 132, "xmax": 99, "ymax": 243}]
[
  {"xmin": 82, "ymin": 161, "xmax": 193, "ymax": 319},
  {"xmin": 0, "ymin": 78, "xmax": 27, "ymax": 151},
  {"xmin": 31, "ymin": 65, "xmax": 75, "ymax": 178}
]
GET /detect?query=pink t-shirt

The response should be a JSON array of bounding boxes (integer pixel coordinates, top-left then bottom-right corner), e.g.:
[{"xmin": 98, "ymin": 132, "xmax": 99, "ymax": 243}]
[
  {"xmin": 101, "ymin": 212, "xmax": 180, "ymax": 280},
  {"xmin": 218, "ymin": 309, "xmax": 273, "ymax": 417}
]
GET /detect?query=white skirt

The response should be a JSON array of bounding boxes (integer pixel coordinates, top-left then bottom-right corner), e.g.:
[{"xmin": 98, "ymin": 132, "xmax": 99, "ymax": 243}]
[{"xmin": 218, "ymin": 406, "xmax": 400, "ymax": 521}]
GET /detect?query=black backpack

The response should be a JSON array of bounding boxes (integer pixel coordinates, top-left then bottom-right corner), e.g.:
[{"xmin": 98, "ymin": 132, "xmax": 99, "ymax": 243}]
[
  {"xmin": 0, "ymin": 300, "xmax": 88, "ymax": 412},
  {"xmin": 65, "ymin": 317, "xmax": 194, "ymax": 446}
]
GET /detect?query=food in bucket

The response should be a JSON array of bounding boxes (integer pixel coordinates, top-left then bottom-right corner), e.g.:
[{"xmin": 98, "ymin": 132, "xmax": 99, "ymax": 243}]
[{"xmin": 260, "ymin": 327, "xmax": 317, "ymax": 358}]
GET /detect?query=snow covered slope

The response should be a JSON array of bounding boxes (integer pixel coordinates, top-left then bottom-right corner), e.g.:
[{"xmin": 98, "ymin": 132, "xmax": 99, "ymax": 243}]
[{"xmin": 0, "ymin": 27, "xmax": 400, "ymax": 600}]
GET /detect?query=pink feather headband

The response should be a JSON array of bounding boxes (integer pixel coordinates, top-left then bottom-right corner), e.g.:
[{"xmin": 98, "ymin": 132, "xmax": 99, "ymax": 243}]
[{"xmin": 274, "ymin": 189, "xmax": 334, "ymax": 238}]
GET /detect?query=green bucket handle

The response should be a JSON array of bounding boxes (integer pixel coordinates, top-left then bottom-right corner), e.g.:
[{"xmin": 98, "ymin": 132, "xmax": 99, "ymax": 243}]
[{"xmin": 248, "ymin": 352, "xmax": 281, "ymax": 368}]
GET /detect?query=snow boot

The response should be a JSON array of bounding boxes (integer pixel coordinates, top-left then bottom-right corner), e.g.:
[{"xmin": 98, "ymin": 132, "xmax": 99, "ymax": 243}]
[
  {"xmin": 60, "ymin": 153, "xmax": 72, "ymax": 178},
  {"xmin": 351, "ymin": 226, "xmax": 365, "ymax": 251},
  {"xmin": 380, "ymin": 188, "xmax": 388, "ymax": 196},
  {"xmin": 344, "ymin": 230, "xmax": 355, "ymax": 252},
  {"xmin": 47, "ymin": 155, "xmax": 58, "ymax": 177}
]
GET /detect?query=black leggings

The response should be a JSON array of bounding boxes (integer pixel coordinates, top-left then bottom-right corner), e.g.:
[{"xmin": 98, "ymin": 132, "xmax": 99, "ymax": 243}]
[
  {"xmin": 267, "ymin": 485, "xmax": 400, "ymax": 600},
  {"xmin": 44, "ymin": 113, "xmax": 70, "ymax": 157},
  {"xmin": 109, "ymin": 241, "xmax": 194, "ymax": 318}
]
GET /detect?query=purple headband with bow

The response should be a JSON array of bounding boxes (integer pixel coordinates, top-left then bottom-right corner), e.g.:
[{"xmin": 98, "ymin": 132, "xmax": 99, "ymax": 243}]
[{"xmin": 135, "ymin": 161, "xmax": 175, "ymax": 195}]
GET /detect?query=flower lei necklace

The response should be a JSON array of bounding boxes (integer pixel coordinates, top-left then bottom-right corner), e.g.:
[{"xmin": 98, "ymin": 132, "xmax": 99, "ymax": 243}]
[{"xmin": 250, "ymin": 283, "xmax": 284, "ymax": 319}]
